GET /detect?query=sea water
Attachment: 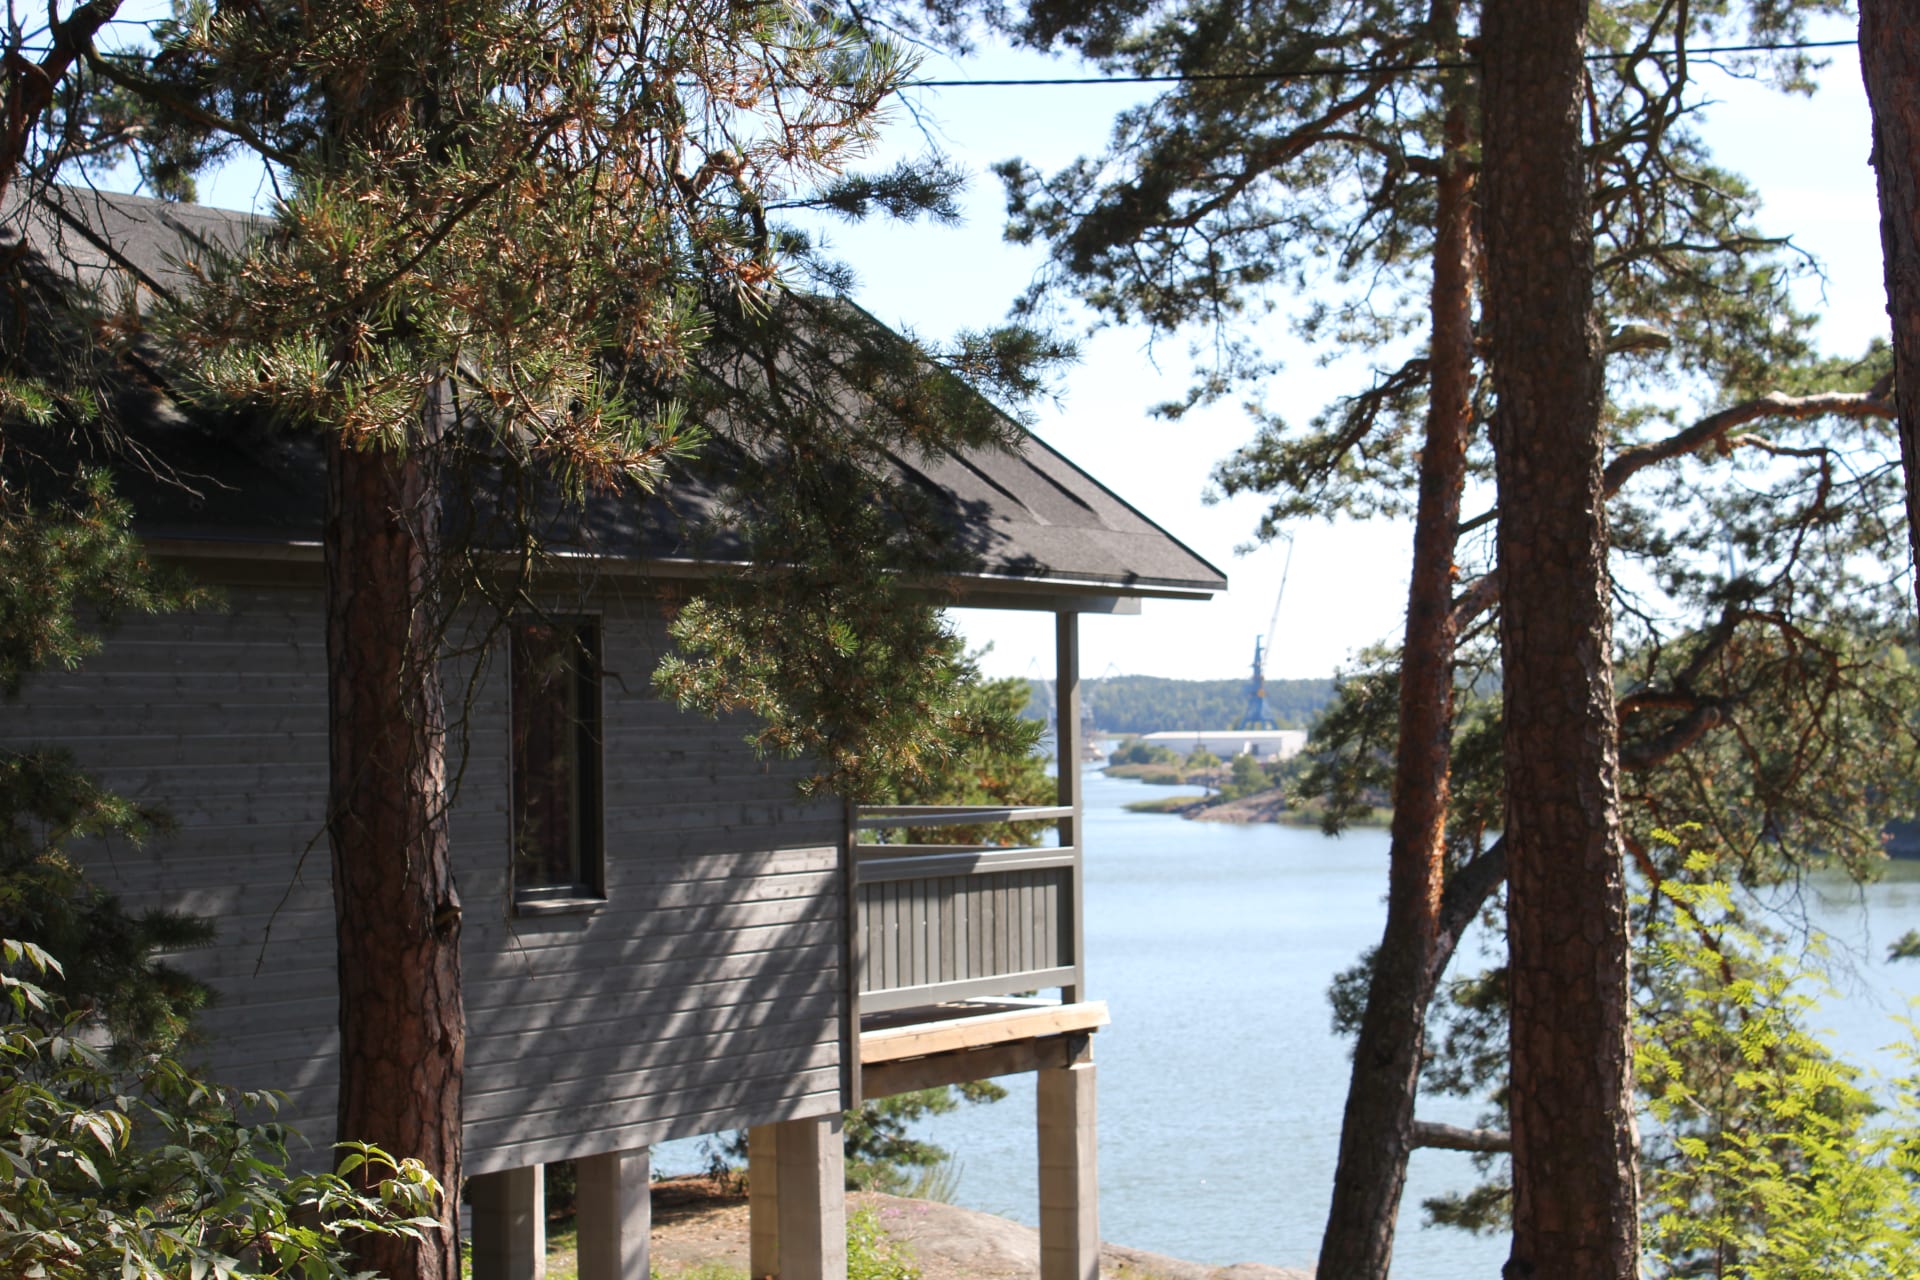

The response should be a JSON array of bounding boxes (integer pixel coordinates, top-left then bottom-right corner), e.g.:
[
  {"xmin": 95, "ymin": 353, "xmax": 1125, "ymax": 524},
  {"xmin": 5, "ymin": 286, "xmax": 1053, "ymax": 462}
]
[{"xmin": 905, "ymin": 766, "xmax": 1920, "ymax": 1277}]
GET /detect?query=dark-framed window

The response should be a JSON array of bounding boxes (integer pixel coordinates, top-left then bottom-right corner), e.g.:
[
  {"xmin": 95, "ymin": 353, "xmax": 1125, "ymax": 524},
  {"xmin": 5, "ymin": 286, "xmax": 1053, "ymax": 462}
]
[{"xmin": 510, "ymin": 616, "xmax": 603, "ymax": 904}]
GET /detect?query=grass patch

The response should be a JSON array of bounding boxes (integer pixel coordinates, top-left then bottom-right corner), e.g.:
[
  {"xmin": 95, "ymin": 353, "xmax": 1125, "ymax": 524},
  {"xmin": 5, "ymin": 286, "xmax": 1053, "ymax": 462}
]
[
  {"xmin": 1122, "ymin": 794, "xmax": 1207, "ymax": 814},
  {"xmin": 545, "ymin": 1220, "xmax": 580, "ymax": 1280},
  {"xmin": 1272, "ymin": 798, "xmax": 1393, "ymax": 830},
  {"xmin": 658, "ymin": 1263, "xmax": 750, "ymax": 1280},
  {"xmin": 1101, "ymin": 762, "xmax": 1193, "ymax": 786}
]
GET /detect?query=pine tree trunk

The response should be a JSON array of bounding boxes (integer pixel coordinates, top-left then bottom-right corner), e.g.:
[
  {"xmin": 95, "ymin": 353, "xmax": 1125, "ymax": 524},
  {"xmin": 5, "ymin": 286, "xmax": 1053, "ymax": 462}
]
[
  {"xmin": 1314, "ymin": 28, "xmax": 1477, "ymax": 1276},
  {"xmin": 1862, "ymin": 0, "xmax": 1920, "ymax": 611},
  {"xmin": 326, "ymin": 426, "xmax": 463, "ymax": 1280},
  {"xmin": 1480, "ymin": 1, "xmax": 1640, "ymax": 1276}
]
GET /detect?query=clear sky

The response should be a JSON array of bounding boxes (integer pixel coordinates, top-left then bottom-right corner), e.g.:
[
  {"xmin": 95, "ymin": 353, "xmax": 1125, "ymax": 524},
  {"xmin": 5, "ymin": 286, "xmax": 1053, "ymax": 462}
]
[{"xmin": 177, "ymin": 18, "xmax": 1888, "ymax": 686}]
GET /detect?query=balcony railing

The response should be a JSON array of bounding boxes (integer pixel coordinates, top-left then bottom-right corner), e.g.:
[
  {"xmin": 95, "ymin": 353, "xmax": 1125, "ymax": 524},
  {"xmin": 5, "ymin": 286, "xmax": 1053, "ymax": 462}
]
[{"xmin": 851, "ymin": 805, "xmax": 1082, "ymax": 1013}]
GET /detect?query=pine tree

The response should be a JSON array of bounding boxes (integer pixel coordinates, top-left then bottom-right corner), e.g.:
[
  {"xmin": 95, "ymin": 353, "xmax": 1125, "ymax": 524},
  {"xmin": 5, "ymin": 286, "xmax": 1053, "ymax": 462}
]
[
  {"xmin": 862, "ymin": 0, "xmax": 1888, "ymax": 1272},
  {"xmin": 1861, "ymin": 0, "xmax": 1920, "ymax": 601},
  {"xmin": 7, "ymin": 7, "xmax": 1060, "ymax": 1279},
  {"xmin": 1481, "ymin": 0, "xmax": 1639, "ymax": 1269}
]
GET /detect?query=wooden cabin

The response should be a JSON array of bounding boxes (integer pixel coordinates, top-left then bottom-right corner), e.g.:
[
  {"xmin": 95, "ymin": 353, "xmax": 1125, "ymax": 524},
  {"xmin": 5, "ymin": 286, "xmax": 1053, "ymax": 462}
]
[{"xmin": 0, "ymin": 189, "xmax": 1226, "ymax": 1280}]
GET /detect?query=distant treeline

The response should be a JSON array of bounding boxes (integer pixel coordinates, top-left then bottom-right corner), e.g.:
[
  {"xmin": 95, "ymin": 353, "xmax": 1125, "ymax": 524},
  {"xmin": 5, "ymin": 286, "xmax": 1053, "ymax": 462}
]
[{"xmin": 1023, "ymin": 675, "xmax": 1336, "ymax": 735}]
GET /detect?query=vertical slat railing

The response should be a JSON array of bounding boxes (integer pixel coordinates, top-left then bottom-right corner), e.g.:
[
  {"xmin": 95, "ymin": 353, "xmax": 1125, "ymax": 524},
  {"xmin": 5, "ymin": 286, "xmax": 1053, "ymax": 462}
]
[{"xmin": 851, "ymin": 803, "xmax": 1081, "ymax": 1012}]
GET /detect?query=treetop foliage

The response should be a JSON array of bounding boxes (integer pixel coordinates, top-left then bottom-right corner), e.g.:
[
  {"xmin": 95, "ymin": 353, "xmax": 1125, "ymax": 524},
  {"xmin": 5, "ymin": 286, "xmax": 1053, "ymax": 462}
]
[{"xmin": 873, "ymin": 0, "xmax": 1857, "ymax": 541}]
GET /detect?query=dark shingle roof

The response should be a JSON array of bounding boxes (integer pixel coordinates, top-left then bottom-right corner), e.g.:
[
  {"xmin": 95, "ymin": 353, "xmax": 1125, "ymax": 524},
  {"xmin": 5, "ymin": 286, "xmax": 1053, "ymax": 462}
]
[{"xmin": 15, "ymin": 186, "xmax": 1224, "ymax": 603}]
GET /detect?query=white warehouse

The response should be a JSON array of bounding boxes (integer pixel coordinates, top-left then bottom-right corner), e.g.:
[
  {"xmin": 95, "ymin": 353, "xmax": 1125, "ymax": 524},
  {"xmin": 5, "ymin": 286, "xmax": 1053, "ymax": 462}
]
[{"xmin": 1132, "ymin": 730, "xmax": 1308, "ymax": 760}]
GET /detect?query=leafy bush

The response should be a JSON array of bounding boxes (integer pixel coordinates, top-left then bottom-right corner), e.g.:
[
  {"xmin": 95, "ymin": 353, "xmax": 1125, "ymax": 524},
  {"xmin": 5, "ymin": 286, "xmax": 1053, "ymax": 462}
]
[
  {"xmin": 1414, "ymin": 827, "xmax": 1920, "ymax": 1272},
  {"xmin": 1638, "ymin": 855, "xmax": 1920, "ymax": 1279},
  {"xmin": 847, "ymin": 1206, "xmax": 921, "ymax": 1280},
  {"xmin": 0, "ymin": 938, "xmax": 440, "ymax": 1279},
  {"xmin": 1111, "ymin": 740, "xmax": 1178, "ymax": 767}
]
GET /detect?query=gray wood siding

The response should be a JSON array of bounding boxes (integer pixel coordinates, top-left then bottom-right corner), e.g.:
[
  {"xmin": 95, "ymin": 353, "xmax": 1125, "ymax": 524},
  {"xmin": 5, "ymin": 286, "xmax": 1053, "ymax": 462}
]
[
  {"xmin": 1, "ymin": 574, "xmax": 846, "ymax": 1174},
  {"xmin": 856, "ymin": 866, "xmax": 1072, "ymax": 994}
]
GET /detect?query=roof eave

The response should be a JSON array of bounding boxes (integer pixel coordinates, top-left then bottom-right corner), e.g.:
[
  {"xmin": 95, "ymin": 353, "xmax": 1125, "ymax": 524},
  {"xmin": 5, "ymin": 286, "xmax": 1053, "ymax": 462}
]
[{"xmin": 142, "ymin": 533, "xmax": 1225, "ymax": 609}]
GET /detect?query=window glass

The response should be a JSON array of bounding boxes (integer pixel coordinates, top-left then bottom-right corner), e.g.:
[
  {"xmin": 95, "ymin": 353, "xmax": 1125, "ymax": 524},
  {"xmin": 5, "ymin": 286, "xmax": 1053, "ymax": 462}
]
[{"xmin": 510, "ymin": 617, "xmax": 602, "ymax": 898}]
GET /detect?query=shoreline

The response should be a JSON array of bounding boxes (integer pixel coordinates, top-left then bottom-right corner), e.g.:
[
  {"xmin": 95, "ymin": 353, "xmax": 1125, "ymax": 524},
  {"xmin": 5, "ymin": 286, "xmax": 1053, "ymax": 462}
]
[
  {"xmin": 1117, "ymin": 782, "xmax": 1390, "ymax": 829},
  {"xmin": 627, "ymin": 1176, "xmax": 1314, "ymax": 1280}
]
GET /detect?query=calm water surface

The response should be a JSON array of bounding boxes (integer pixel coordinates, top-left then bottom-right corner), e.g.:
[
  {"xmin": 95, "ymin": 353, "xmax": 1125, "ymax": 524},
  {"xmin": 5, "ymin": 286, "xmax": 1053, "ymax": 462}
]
[
  {"xmin": 661, "ymin": 764, "xmax": 1920, "ymax": 1278},
  {"xmin": 910, "ymin": 766, "xmax": 1920, "ymax": 1279}
]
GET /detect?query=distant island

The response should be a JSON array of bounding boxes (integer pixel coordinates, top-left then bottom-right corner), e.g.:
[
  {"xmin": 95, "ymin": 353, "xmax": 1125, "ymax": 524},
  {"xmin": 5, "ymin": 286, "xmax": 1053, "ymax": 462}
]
[
  {"xmin": 1102, "ymin": 736, "xmax": 1389, "ymax": 829},
  {"xmin": 1016, "ymin": 674, "xmax": 1390, "ymax": 827},
  {"xmin": 1022, "ymin": 674, "xmax": 1335, "ymax": 736}
]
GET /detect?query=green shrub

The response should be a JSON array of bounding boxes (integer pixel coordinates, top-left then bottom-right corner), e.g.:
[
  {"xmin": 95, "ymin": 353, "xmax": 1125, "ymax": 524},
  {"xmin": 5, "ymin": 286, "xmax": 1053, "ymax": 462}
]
[
  {"xmin": 1638, "ymin": 853, "xmax": 1920, "ymax": 1279},
  {"xmin": 847, "ymin": 1205, "xmax": 920, "ymax": 1280},
  {"xmin": 0, "ymin": 938, "xmax": 438, "ymax": 1279}
]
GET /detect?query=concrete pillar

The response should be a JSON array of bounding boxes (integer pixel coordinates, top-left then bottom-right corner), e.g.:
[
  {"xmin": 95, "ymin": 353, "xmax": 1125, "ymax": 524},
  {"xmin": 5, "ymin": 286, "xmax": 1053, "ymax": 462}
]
[
  {"xmin": 749, "ymin": 1115, "xmax": 847, "ymax": 1280},
  {"xmin": 1038, "ymin": 1060, "xmax": 1100, "ymax": 1280},
  {"xmin": 577, "ymin": 1147, "xmax": 650, "ymax": 1280},
  {"xmin": 469, "ymin": 1164, "xmax": 546, "ymax": 1280},
  {"xmin": 749, "ymin": 1125, "xmax": 781, "ymax": 1280}
]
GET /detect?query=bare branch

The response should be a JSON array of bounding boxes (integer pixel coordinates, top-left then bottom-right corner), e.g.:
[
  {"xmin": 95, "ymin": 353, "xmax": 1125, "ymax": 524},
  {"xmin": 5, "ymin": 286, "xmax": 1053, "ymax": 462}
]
[
  {"xmin": 1413, "ymin": 1120, "xmax": 1512, "ymax": 1153},
  {"xmin": 1, "ymin": 0, "xmax": 119, "ymax": 206},
  {"xmin": 1603, "ymin": 390, "xmax": 1892, "ymax": 494},
  {"xmin": 81, "ymin": 47, "xmax": 302, "ymax": 170},
  {"xmin": 1617, "ymin": 698, "xmax": 1725, "ymax": 770},
  {"xmin": 1448, "ymin": 566, "xmax": 1500, "ymax": 634},
  {"xmin": 1434, "ymin": 835, "xmax": 1506, "ymax": 977},
  {"xmin": 1449, "ymin": 390, "xmax": 1893, "ymax": 630}
]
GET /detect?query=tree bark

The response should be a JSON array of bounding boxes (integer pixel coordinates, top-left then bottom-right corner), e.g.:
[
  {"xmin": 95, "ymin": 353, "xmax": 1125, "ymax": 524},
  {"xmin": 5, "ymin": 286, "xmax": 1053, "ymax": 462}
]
[
  {"xmin": 0, "ymin": 2, "xmax": 119, "ymax": 207},
  {"xmin": 1314, "ymin": 12, "xmax": 1476, "ymax": 1275},
  {"xmin": 326, "ymin": 421, "xmax": 463, "ymax": 1280},
  {"xmin": 1480, "ymin": 1, "xmax": 1640, "ymax": 1277},
  {"xmin": 1861, "ymin": 0, "xmax": 1920, "ymax": 613}
]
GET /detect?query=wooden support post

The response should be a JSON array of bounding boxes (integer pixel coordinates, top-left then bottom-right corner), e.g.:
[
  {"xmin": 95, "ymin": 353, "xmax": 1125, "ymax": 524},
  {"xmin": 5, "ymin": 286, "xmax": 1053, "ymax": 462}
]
[
  {"xmin": 1038, "ymin": 1060, "xmax": 1100, "ymax": 1280},
  {"xmin": 577, "ymin": 1147, "xmax": 650, "ymax": 1280},
  {"xmin": 469, "ymin": 1164, "xmax": 546, "ymax": 1280},
  {"xmin": 842, "ymin": 795, "xmax": 863, "ymax": 1111},
  {"xmin": 1055, "ymin": 610, "xmax": 1083, "ymax": 1002},
  {"xmin": 749, "ymin": 1116, "xmax": 847, "ymax": 1280}
]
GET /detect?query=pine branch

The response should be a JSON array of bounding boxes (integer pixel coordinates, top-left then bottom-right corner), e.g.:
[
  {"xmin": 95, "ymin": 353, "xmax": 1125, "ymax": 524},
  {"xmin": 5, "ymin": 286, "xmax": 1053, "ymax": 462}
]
[
  {"xmin": 80, "ymin": 50, "xmax": 301, "ymax": 170},
  {"xmin": 1450, "ymin": 388, "xmax": 1894, "ymax": 631},
  {"xmin": 0, "ymin": 0, "xmax": 121, "ymax": 205},
  {"xmin": 1412, "ymin": 1119, "xmax": 1512, "ymax": 1153}
]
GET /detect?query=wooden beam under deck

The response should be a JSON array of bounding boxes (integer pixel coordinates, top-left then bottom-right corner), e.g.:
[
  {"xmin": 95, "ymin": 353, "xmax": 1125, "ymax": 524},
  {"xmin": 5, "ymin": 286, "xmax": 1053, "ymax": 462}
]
[
  {"xmin": 858, "ymin": 999, "xmax": 1108, "ymax": 1096},
  {"xmin": 861, "ymin": 999, "xmax": 1108, "ymax": 1063},
  {"xmin": 862, "ymin": 1032, "xmax": 1093, "ymax": 1097}
]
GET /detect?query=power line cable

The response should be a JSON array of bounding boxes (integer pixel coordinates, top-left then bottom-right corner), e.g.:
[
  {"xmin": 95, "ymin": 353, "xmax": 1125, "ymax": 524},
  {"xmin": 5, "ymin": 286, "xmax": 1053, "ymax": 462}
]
[{"xmin": 903, "ymin": 37, "xmax": 1856, "ymax": 89}]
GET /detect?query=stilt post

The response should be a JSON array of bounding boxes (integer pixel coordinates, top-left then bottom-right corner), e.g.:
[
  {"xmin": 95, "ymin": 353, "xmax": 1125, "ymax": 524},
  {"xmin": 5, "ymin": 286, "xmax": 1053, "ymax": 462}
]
[
  {"xmin": 749, "ymin": 1115, "xmax": 847, "ymax": 1280},
  {"xmin": 577, "ymin": 1146, "xmax": 650, "ymax": 1280},
  {"xmin": 1038, "ymin": 1059, "xmax": 1100, "ymax": 1280},
  {"xmin": 468, "ymin": 1164, "xmax": 547, "ymax": 1280}
]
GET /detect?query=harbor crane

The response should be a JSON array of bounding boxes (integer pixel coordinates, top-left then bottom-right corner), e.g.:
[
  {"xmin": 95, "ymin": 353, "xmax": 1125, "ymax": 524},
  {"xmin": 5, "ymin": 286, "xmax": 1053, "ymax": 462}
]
[{"xmin": 1237, "ymin": 537, "xmax": 1294, "ymax": 730}]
